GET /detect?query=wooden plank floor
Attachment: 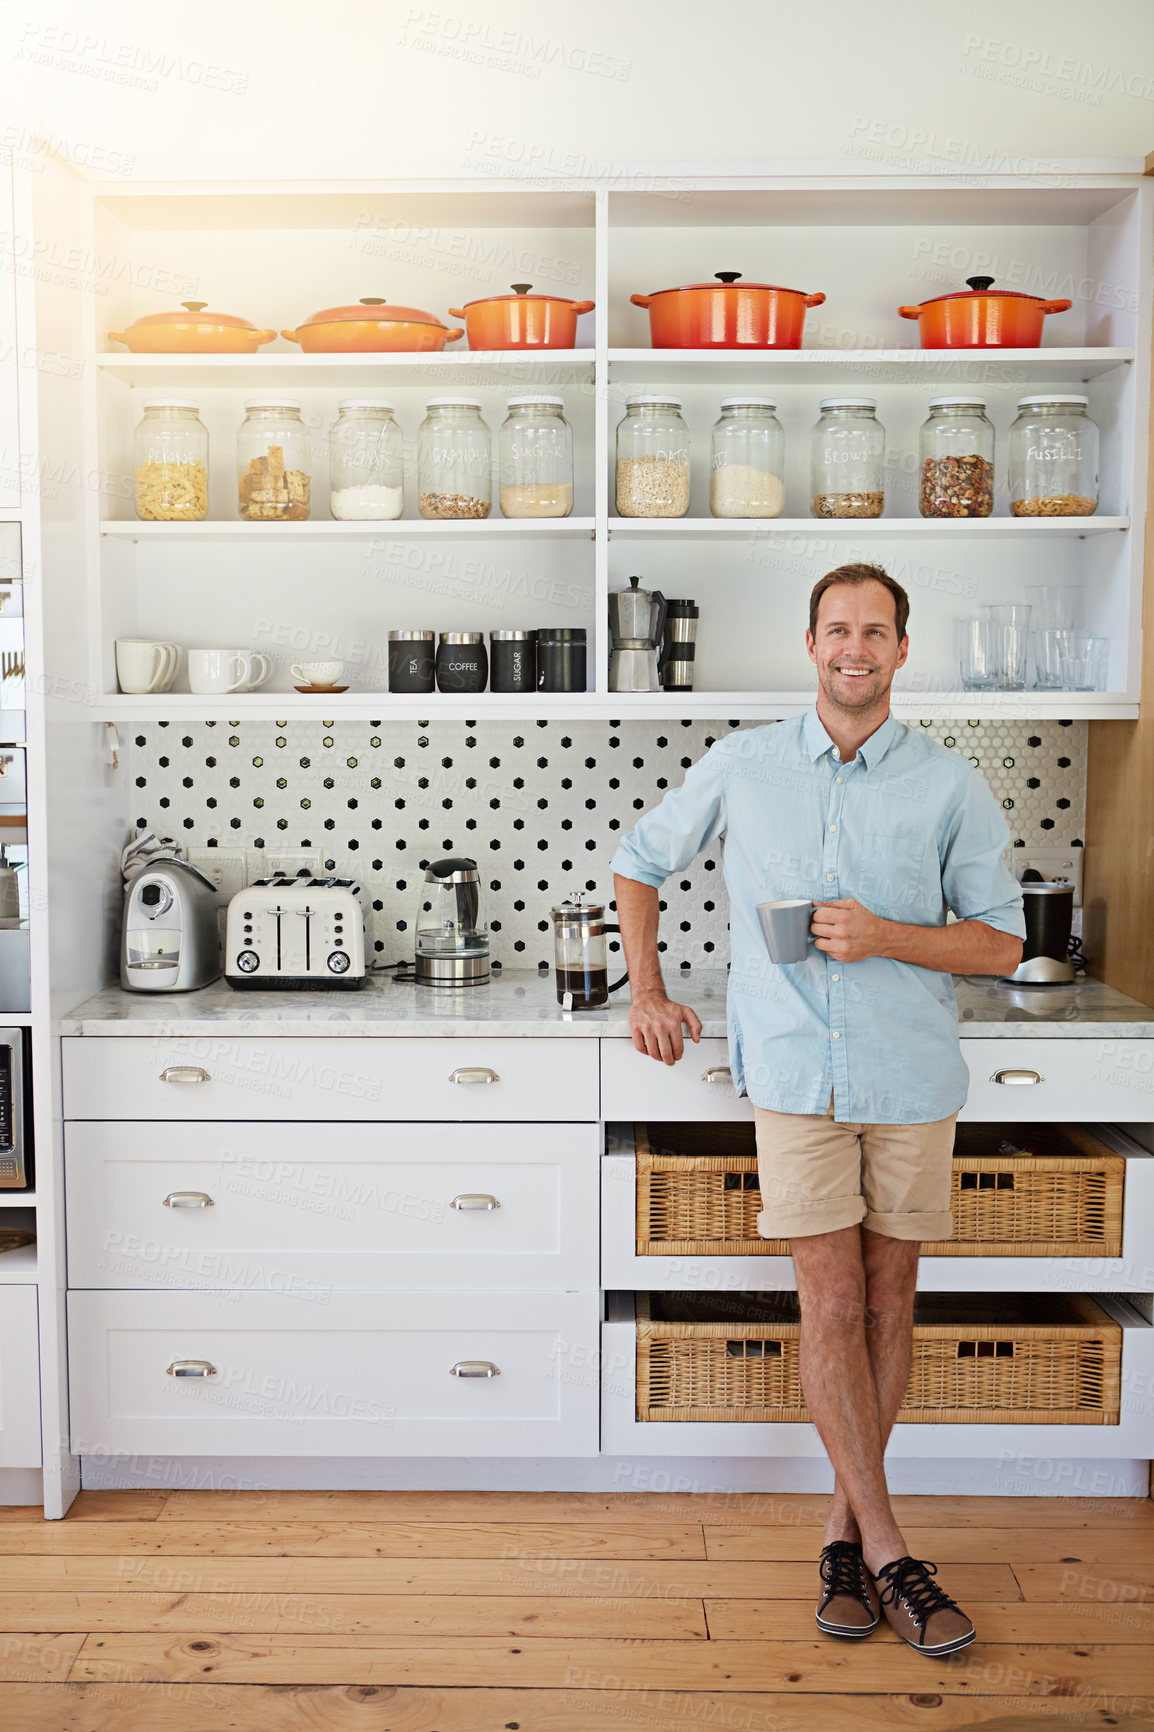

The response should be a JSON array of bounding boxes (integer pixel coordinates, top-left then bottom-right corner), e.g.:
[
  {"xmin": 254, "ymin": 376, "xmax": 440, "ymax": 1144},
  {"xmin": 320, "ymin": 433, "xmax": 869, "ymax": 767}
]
[{"xmin": 1, "ymin": 1490, "xmax": 1153, "ymax": 1730}]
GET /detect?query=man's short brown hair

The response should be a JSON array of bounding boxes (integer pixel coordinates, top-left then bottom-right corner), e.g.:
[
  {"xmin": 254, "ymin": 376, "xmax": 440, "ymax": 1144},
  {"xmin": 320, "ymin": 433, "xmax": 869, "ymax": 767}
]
[{"xmin": 808, "ymin": 564, "xmax": 910, "ymax": 640}]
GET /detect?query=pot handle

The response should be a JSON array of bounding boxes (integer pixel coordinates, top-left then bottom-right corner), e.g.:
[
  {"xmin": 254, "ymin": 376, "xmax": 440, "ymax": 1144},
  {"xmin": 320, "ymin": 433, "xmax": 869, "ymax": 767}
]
[
  {"xmin": 570, "ymin": 300, "xmax": 595, "ymax": 315},
  {"xmin": 897, "ymin": 306, "xmax": 923, "ymax": 320},
  {"xmin": 444, "ymin": 328, "xmax": 465, "ymax": 345},
  {"xmin": 804, "ymin": 292, "xmax": 826, "ymax": 308},
  {"xmin": 447, "ymin": 308, "xmax": 467, "ymax": 318},
  {"xmin": 1039, "ymin": 299, "xmax": 1073, "ymax": 315},
  {"xmin": 280, "ymin": 328, "xmax": 301, "ymax": 344},
  {"xmin": 630, "ymin": 294, "xmax": 652, "ymax": 309},
  {"xmin": 107, "ymin": 331, "xmax": 129, "ymax": 346},
  {"xmin": 254, "ymin": 330, "xmax": 277, "ymax": 346}
]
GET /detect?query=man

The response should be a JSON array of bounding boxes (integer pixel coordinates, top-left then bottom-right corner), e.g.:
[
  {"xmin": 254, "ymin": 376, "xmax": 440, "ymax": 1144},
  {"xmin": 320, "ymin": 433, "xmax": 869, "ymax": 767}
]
[{"xmin": 611, "ymin": 563, "xmax": 1024, "ymax": 1658}]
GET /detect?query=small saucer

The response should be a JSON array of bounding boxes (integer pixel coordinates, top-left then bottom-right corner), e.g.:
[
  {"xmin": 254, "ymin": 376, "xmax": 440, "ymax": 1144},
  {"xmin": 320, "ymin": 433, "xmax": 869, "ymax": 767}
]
[{"xmin": 294, "ymin": 684, "xmax": 349, "ymax": 693}]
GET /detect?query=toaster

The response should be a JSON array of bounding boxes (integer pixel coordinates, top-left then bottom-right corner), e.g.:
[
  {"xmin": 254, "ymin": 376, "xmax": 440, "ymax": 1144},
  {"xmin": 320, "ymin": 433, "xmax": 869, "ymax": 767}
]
[
  {"xmin": 121, "ymin": 857, "xmax": 222, "ymax": 992},
  {"xmin": 225, "ymin": 875, "xmax": 370, "ymax": 990}
]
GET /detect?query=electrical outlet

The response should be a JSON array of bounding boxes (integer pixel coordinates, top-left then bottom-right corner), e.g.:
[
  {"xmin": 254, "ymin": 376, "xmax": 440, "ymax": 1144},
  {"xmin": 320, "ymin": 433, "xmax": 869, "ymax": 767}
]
[
  {"xmin": 188, "ymin": 849, "xmax": 246, "ymax": 902},
  {"xmin": 250, "ymin": 849, "xmax": 320, "ymax": 884},
  {"xmin": 1014, "ymin": 845, "xmax": 1084, "ymax": 906}
]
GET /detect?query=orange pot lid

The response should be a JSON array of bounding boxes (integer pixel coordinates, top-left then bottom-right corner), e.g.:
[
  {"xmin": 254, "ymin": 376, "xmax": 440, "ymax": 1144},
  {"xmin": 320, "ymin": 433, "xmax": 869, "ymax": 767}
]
[
  {"xmin": 647, "ymin": 272, "xmax": 809, "ymax": 296},
  {"xmin": 125, "ymin": 301, "xmax": 263, "ymax": 331},
  {"xmin": 912, "ymin": 277, "xmax": 1049, "ymax": 307},
  {"xmin": 296, "ymin": 296, "xmax": 448, "ymax": 329},
  {"xmin": 458, "ymin": 283, "xmax": 582, "ymax": 307}
]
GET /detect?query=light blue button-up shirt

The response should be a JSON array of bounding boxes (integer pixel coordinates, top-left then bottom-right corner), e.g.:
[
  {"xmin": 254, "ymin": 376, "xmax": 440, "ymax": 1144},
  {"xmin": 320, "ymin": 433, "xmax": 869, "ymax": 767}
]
[{"xmin": 611, "ymin": 709, "xmax": 1025, "ymax": 1124}]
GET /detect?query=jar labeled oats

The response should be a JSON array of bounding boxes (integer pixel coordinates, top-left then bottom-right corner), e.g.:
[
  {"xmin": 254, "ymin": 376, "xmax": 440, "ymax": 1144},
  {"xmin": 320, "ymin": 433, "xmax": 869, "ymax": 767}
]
[
  {"xmin": 710, "ymin": 397, "xmax": 785, "ymax": 518},
  {"xmin": 919, "ymin": 396, "xmax": 994, "ymax": 517},
  {"xmin": 811, "ymin": 398, "xmax": 885, "ymax": 518},
  {"xmin": 1009, "ymin": 395, "xmax": 1099, "ymax": 517},
  {"xmin": 615, "ymin": 395, "xmax": 690, "ymax": 517},
  {"xmin": 418, "ymin": 398, "xmax": 492, "ymax": 519},
  {"xmin": 134, "ymin": 399, "xmax": 208, "ymax": 520}
]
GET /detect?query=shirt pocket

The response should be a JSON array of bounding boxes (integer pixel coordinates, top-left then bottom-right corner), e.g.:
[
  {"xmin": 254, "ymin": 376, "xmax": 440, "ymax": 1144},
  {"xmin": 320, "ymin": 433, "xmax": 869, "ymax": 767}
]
[{"xmin": 855, "ymin": 833, "xmax": 931, "ymax": 918}]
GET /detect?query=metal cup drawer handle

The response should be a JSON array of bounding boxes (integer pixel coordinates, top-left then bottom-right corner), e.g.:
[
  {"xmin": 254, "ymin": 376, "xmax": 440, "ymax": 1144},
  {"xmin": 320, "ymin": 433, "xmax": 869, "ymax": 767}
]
[
  {"xmin": 163, "ymin": 1191, "xmax": 215, "ymax": 1209},
  {"xmin": 990, "ymin": 1069, "xmax": 1045, "ymax": 1085},
  {"xmin": 450, "ymin": 1360, "xmax": 501, "ymax": 1378},
  {"xmin": 159, "ymin": 1066, "xmax": 211, "ymax": 1085},
  {"xmin": 450, "ymin": 1193, "xmax": 501, "ymax": 1211},
  {"xmin": 166, "ymin": 1360, "xmax": 218, "ymax": 1378},
  {"xmin": 701, "ymin": 1067, "xmax": 733, "ymax": 1086},
  {"xmin": 448, "ymin": 1067, "xmax": 500, "ymax": 1085}
]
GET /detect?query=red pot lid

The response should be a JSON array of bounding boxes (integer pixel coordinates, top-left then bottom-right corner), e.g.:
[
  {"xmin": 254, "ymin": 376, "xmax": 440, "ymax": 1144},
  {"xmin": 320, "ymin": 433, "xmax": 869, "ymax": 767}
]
[
  {"xmin": 296, "ymin": 297, "xmax": 448, "ymax": 329},
  {"xmin": 458, "ymin": 283, "xmax": 582, "ymax": 308},
  {"xmin": 647, "ymin": 272, "xmax": 809, "ymax": 297},
  {"xmin": 912, "ymin": 276, "xmax": 1050, "ymax": 308},
  {"xmin": 126, "ymin": 301, "xmax": 263, "ymax": 331}
]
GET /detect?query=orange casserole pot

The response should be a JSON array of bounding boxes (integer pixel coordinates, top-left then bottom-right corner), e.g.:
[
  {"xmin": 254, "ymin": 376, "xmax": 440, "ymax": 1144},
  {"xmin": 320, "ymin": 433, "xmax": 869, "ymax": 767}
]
[
  {"xmin": 448, "ymin": 283, "xmax": 595, "ymax": 350},
  {"xmin": 281, "ymin": 297, "xmax": 463, "ymax": 353},
  {"xmin": 630, "ymin": 272, "xmax": 826, "ymax": 349},
  {"xmin": 108, "ymin": 302, "xmax": 276, "ymax": 354},
  {"xmin": 898, "ymin": 277, "xmax": 1073, "ymax": 348}
]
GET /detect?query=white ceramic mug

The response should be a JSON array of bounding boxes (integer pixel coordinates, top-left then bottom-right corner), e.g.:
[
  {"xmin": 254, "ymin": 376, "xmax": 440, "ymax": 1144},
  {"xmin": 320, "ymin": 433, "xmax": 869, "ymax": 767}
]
[
  {"xmin": 116, "ymin": 638, "xmax": 181, "ymax": 694},
  {"xmin": 290, "ymin": 660, "xmax": 344, "ymax": 687},
  {"xmin": 188, "ymin": 650, "xmax": 272, "ymax": 694}
]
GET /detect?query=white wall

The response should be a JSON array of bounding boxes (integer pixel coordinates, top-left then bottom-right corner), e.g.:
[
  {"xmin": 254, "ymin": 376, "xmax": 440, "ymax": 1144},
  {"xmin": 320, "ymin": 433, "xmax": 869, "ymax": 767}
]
[{"xmin": 2, "ymin": 0, "xmax": 1152, "ymax": 181}]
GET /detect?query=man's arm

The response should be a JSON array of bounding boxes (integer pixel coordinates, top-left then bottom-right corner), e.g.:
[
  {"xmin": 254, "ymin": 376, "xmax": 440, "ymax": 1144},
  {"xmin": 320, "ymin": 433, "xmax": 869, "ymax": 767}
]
[
  {"xmin": 615, "ymin": 874, "xmax": 703, "ymax": 1064},
  {"xmin": 811, "ymin": 899, "xmax": 1023, "ymax": 975}
]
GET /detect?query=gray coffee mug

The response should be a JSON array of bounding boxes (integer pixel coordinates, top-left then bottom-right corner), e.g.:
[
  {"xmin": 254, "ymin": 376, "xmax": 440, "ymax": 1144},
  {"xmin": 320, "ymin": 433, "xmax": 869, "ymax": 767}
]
[{"xmin": 757, "ymin": 898, "xmax": 813, "ymax": 965}]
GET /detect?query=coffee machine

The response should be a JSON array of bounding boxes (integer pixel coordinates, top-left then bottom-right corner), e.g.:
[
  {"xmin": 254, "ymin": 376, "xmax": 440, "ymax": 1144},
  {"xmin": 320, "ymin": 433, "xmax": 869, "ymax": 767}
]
[
  {"xmin": 609, "ymin": 577, "xmax": 666, "ymax": 693},
  {"xmin": 1005, "ymin": 870, "xmax": 1076, "ymax": 984}
]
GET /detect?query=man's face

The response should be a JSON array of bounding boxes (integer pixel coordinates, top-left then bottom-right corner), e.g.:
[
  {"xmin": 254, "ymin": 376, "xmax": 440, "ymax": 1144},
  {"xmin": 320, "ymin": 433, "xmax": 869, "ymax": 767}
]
[{"xmin": 805, "ymin": 580, "xmax": 909, "ymax": 713}]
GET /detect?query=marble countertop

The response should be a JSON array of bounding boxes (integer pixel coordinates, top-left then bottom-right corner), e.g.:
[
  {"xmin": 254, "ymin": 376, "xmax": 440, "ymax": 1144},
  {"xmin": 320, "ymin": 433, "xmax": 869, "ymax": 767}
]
[{"xmin": 60, "ymin": 969, "xmax": 1154, "ymax": 1039}]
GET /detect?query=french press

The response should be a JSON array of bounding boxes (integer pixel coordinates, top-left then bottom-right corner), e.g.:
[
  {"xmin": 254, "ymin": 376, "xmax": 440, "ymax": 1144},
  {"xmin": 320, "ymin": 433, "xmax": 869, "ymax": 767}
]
[{"xmin": 550, "ymin": 896, "xmax": 629, "ymax": 1010}]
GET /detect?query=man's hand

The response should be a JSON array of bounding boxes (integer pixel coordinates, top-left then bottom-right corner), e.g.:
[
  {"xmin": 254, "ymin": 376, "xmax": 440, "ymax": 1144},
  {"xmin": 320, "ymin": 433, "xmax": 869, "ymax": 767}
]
[
  {"xmin": 810, "ymin": 898, "xmax": 892, "ymax": 964},
  {"xmin": 628, "ymin": 991, "xmax": 703, "ymax": 1065}
]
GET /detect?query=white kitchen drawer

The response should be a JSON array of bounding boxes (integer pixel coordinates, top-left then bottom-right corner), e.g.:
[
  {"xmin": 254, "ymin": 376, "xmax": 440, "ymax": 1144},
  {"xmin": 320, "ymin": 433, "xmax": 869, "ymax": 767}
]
[
  {"xmin": 961, "ymin": 1039, "xmax": 1154, "ymax": 1122},
  {"xmin": 600, "ymin": 1039, "xmax": 753, "ymax": 1123},
  {"xmin": 66, "ymin": 1121, "xmax": 599, "ymax": 1292},
  {"xmin": 67, "ymin": 1289, "xmax": 599, "ymax": 1456},
  {"xmin": 0, "ymin": 1286, "xmax": 41, "ymax": 1468},
  {"xmin": 62, "ymin": 1037, "xmax": 598, "ymax": 1123}
]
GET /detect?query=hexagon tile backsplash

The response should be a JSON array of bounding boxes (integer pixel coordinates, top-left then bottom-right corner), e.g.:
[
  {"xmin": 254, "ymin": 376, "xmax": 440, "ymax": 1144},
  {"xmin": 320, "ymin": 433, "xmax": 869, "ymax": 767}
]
[{"xmin": 127, "ymin": 717, "xmax": 1086, "ymax": 975}]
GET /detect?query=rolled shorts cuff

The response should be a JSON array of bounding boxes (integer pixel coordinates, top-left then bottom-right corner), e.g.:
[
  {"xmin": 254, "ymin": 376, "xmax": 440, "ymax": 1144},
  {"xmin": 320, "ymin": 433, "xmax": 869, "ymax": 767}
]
[
  {"xmin": 863, "ymin": 1208, "xmax": 954, "ymax": 1242},
  {"xmin": 758, "ymin": 1196, "xmax": 866, "ymax": 1240}
]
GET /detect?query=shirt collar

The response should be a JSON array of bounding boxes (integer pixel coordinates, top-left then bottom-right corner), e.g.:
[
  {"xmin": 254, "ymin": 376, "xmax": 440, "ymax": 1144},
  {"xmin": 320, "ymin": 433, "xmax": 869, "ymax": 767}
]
[{"xmin": 803, "ymin": 706, "xmax": 900, "ymax": 770}]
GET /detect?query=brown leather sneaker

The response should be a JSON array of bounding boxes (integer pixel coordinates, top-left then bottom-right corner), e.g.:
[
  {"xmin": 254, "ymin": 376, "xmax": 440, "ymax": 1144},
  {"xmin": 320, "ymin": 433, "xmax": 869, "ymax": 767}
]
[
  {"xmin": 815, "ymin": 1540, "xmax": 881, "ymax": 1639},
  {"xmin": 873, "ymin": 1556, "xmax": 976, "ymax": 1655}
]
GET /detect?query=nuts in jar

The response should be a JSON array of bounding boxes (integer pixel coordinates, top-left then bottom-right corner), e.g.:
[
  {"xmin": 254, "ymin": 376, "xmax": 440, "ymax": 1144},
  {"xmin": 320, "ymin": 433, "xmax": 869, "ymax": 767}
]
[{"xmin": 920, "ymin": 454, "xmax": 994, "ymax": 517}]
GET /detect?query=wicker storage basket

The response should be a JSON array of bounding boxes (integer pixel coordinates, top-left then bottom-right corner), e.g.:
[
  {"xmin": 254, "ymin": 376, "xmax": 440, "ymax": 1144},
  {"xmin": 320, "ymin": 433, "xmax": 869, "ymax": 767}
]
[
  {"xmin": 633, "ymin": 1121, "xmax": 1124, "ymax": 1258},
  {"xmin": 636, "ymin": 1290, "xmax": 1120, "ymax": 1424}
]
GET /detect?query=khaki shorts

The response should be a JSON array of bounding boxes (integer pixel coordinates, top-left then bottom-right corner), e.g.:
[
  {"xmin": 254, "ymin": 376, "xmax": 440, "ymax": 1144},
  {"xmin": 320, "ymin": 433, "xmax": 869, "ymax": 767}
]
[{"xmin": 754, "ymin": 1098, "xmax": 957, "ymax": 1242}]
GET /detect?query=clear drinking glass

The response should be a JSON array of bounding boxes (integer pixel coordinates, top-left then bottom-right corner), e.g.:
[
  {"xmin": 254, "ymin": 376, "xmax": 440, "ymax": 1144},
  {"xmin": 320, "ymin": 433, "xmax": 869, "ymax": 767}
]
[
  {"xmin": 1053, "ymin": 631, "xmax": 1108, "ymax": 691},
  {"xmin": 956, "ymin": 619, "xmax": 996, "ymax": 691},
  {"xmin": 987, "ymin": 604, "xmax": 1031, "ymax": 691},
  {"xmin": 1027, "ymin": 587, "xmax": 1083, "ymax": 687}
]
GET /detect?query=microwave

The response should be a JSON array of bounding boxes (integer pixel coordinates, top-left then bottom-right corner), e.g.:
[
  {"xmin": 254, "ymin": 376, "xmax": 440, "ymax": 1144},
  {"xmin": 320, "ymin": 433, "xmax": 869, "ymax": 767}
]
[{"xmin": 0, "ymin": 1027, "xmax": 30, "ymax": 1188}]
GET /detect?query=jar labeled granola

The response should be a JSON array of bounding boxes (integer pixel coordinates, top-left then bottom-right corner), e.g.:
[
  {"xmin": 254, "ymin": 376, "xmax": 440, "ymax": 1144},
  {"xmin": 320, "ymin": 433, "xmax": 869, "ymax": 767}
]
[
  {"xmin": 134, "ymin": 399, "xmax": 208, "ymax": 520},
  {"xmin": 1009, "ymin": 395, "xmax": 1098, "ymax": 517},
  {"xmin": 615, "ymin": 395, "xmax": 690, "ymax": 518},
  {"xmin": 919, "ymin": 397, "xmax": 994, "ymax": 518},
  {"xmin": 710, "ymin": 398, "xmax": 785, "ymax": 518},
  {"xmin": 499, "ymin": 395, "xmax": 572, "ymax": 518},
  {"xmin": 811, "ymin": 398, "xmax": 885, "ymax": 518},
  {"xmin": 418, "ymin": 398, "xmax": 492, "ymax": 519},
  {"xmin": 237, "ymin": 399, "xmax": 311, "ymax": 520}
]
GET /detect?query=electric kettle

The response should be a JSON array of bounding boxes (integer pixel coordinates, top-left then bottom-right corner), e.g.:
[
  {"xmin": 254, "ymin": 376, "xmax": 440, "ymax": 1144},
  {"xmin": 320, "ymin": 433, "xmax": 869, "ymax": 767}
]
[
  {"xmin": 415, "ymin": 856, "xmax": 490, "ymax": 986},
  {"xmin": 609, "ymin": 576, "xmax": 667, "ymax": 693}
]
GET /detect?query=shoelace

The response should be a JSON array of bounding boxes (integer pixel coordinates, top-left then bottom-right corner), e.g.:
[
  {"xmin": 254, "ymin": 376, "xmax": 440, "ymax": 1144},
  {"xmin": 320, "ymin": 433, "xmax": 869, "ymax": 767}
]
[
  {"xmin": 819, "ymin": 1541, "xmax": 874, "ymax": 1611},
  {"xmin": 874, "ymin": 1556, "xmax": 963, "ymax": 1635}
]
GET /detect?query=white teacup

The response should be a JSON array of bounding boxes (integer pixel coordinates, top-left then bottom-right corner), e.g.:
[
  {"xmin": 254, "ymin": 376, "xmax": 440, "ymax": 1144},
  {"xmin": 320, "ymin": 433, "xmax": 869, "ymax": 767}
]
[
  {"xmin": 116, "ymin": 638, "xmax": 181, "ymax": 694},
  {"xmin": 188, "ymin": 650, "xmax": 272, "ymax": 694},
  {"xmin": 291, "ymin": 660, "xmax": 344, "ymax": 688}
]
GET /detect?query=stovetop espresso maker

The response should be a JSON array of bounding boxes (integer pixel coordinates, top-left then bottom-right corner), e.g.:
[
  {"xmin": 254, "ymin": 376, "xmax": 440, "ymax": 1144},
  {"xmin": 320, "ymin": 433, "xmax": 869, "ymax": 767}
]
[{"xmin": 609, "ymin": 576, "xmax": 667, "ymax": 693}]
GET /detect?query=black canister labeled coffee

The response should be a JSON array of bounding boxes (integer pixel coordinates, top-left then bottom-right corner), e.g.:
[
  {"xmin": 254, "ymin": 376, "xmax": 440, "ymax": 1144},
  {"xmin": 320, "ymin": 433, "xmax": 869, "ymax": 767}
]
[
  {"xmin": 490, "ymin": 630, "xmax": 536, "ymax": 693},
  {"xmin": 436, "ymin": 631, "xmax": 488, "ymax": 694},
  {"xmin": 537, "ymin": 627, "xmax": 586, "ymax": 693},
  {"xmin": 388, "ymin": 630, "xmax": 436, "ymax": 694}
]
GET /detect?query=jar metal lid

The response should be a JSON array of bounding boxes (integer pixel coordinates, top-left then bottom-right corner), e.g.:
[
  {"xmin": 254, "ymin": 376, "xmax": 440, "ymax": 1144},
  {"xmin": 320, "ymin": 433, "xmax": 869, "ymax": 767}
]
[
  {"xmin": 142, "ymin": 398, "xmax": 201, "ymax": 411},
  {"xmin": 439, "ymin": 631, "xmax": 484, "ymax": 643},
  {"xmin": 490, "ymin": 629, "xmax": 536, "ymax": 641},
  {"xmin": 505, "ymin": 394, "xmax": 564, "ymax": 407},
  {"xmin": 388, "ymin": 629, "xmax": 434, "ymax": 641},
  {"xmin": 425, "ymin": 396, "xmax": 483, "ymax": 409},
  {"xmin": 927, "ymin": 395, "xmax": 988, "ymax": 409},
  {"xmin": 536, "ymin": 628, "xmax": 586, "ymax": 643},
  {"xmin": 243, "ymin": 397, "xmax": 303, "ymax": 410},
  {"xmin": 719, "ymin": 396, "xmax": 778, "ymax": 409},
  {"xmin": 1016, "ymin": 394, "xmax": 1089, "ymax": 408},
  {"xmin": 624, "ymin": 393, "xmax": 683, "ymax": 408},
  {"xmin": 336, "ymin": 398, "xmax": 396, "ymax": 411},
  {"xmin": 818, "ymin": 397, "xmax": 877, "ymax": 410}
]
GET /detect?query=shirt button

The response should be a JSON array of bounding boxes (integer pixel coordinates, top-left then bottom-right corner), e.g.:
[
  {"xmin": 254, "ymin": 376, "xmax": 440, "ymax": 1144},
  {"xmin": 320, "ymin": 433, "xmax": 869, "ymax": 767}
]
[
  {"xmin": 832, "ymin": 973, "xmax": 840, "ymax": 982},
  {"xmin": 832, "ymin": 1031, "xmax": 841, "ymax": 1039},
  {"xmin": 829, "ymin": 824, "xmax": 837, "ymax": 832},
  {"xmin": 836, "ymin": 776, "xmax": 843, "ymax": 784},
  {"xmin": 826, "ymin": 873, "xmax": 835, "ymax": 882}
]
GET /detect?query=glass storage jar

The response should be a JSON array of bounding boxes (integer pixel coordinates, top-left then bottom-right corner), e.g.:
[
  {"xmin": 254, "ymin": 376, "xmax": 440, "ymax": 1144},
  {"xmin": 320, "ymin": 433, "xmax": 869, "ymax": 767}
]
[
  {"xmin": 499, "ymin": 395, "xmax": 573, "ymax": 518},
  {"xmin": 615, "ymin": 395, "xmax": 690, "ymax": 517},
  {"xmin": 418, "ymin": 398, "xmax": 491, "ymax": 519},
  {"xmin": 329, "ymin": 400, "xmax": 404, "ymax": 520},
  {"xmin": 919, "ymin": 396, "xmax": 994, "ymax": 518},
  {"xmin": 811, "ymin": 397, "xmax": 885, "ymax": 518},
  {"xmin": 709, "ymin": 397, "xmax": 785, "ymax": 518},
  {"xmin": 237, "ymin": 398, "xmax": 312, "ymax": 520},
  {"xmin": 1009, "ymin": 395, "xmax": 1099, "ymax": 517},
  {"xmin": 134, "ymin": 399, "xmax": 208, "ymax": 520}
]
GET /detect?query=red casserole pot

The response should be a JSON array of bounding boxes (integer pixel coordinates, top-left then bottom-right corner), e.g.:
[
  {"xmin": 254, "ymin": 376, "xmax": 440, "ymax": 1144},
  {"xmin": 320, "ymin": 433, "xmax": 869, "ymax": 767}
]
[
  {"xmin": 448, "ymin": 283, "xmax": 595, "ymax": 350},
  {"xmin": 899, "ymin": 276, "xmax": 1073, "ymax": 349},
  {"xmin": 630, "ymin": 271, "xmax": 826, "ymax": 349}
]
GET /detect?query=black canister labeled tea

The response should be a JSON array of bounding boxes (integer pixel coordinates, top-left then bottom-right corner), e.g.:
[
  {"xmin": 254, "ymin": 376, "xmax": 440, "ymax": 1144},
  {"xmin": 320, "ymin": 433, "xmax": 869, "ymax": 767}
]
[
  {"xmin": 537, "ymin": 627, "xmax": 586, "ymax": 693},
  {"xmin": 388, "ymin": 630, "xmax": 436, "ymax": 694},
  {"xmin": 436, "ymin": 631, "xmax": 488, "ymax": 694},
  {"xmin": 490, "ymin": 630, "xmax": 536, "ymax": 693}
]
